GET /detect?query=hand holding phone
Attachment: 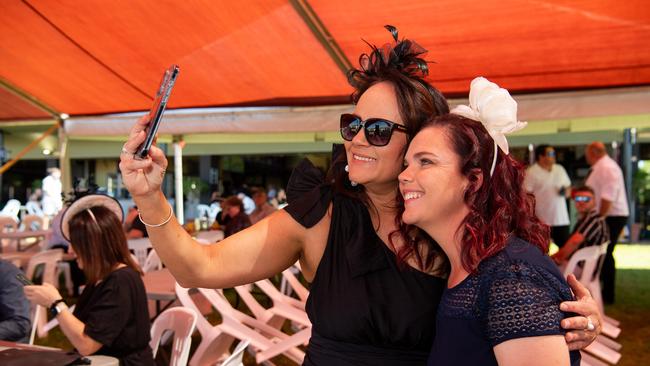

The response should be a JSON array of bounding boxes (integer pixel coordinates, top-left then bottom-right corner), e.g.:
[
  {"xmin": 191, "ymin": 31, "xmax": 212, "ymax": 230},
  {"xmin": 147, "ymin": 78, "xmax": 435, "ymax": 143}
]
[
  {"xmin": 16, "ymin": 272, "xmax": 34, "ymax": 286},
  {"xmin": 135, "ymin": 64, "xmax": 180, "ymax": 160}
]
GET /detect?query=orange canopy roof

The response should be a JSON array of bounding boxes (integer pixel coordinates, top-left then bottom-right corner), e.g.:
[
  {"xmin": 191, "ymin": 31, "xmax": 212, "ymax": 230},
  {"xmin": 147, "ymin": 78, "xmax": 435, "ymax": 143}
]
[{"xmin": 1, "ymin": 0, "xmax": 648, "ymax": 121}]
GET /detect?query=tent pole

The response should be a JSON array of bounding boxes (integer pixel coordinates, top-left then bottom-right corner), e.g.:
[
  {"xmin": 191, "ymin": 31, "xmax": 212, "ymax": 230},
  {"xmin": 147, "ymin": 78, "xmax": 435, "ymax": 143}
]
[
  {"xmin": 623, "ymin": 128, "xmax": 636, "ymax": 241},
  {"xmin": 289, "ymin": 0, "xmax": 352, "ymax": 75},
  {"xmin": 58, "ymin": 123, "xmax": 72, "ymax": 195},
  {"xmin": 173, "ymin": 136, "xmax": 184, "ymax": 224}
]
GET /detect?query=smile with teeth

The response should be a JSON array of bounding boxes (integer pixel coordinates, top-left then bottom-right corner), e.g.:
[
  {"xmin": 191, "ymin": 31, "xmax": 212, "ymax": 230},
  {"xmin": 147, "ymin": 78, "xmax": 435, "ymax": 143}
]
[
  {"xmin": 353, "ymin": 154, "xmax": 376, "ymax": 162},
  {"xmin": 403, "ymin": 192, "xmax": 423, "ymax": 201}
]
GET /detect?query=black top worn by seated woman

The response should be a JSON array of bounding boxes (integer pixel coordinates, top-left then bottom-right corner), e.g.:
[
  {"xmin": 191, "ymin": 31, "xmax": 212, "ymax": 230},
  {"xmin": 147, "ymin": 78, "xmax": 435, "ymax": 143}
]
[
  {"xmin": 74, "ymin": 266, "xmax": 154, "ymax": 366},
  {"xmin": 284, "ymin": 158, "xmax": 446, "ymax": 366},
  {"xmin": 428, "ymin": 238, "xmax": 581, "ymax": 366}
]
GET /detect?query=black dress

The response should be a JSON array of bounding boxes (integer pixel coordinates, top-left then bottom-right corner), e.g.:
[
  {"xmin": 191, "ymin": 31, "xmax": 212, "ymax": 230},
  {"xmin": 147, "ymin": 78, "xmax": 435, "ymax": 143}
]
[
  {"xmin": 284, "ymin": 159, "xmax": 446, "ymax": 366},
  {"xmin": 427, "ymin": 238, "xmax": 581, "ymax": 365},
  {"xmin": 74, "ymin": 266, "xmax": 154, "ymax": 366}
]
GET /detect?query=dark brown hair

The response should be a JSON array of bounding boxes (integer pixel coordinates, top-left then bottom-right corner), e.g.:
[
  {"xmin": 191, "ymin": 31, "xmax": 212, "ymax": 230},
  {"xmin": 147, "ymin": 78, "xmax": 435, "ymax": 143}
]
[
  {"xmin": 328, "ymin": 26, "xmax": 449, "ymax": 274},
  {"xmin": 223, "ymin": 196, "xmax": 244, "ymax": 211},
  {"xmin": 69, "ymin": 205, "xmax": 142, "ymax": 284}
]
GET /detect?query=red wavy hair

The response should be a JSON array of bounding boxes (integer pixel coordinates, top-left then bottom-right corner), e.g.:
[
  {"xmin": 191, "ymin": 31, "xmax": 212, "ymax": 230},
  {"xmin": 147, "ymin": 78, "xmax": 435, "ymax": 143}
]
[{"xmin": 422, "ymin": 114, "xmax": 550, "ymax": 273}]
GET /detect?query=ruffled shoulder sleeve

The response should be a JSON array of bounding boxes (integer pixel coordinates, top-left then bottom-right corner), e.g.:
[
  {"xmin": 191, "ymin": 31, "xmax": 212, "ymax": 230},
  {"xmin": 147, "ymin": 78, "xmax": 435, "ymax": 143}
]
[{"xmin": 283, "ymin": 158, "xmax": 333, "ymax": 228}]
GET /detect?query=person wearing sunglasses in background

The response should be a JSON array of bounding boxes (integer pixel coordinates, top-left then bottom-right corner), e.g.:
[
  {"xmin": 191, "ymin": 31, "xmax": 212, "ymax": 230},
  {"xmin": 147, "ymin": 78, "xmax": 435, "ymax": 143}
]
[
  {"xmin": 399, "ymin": 77, "xmax": 581, "ymax": 365},
  {"xmin": 119, "ymin": 27, "xmax": 600, "ymax": 365},
  {"xmin": 524, "ymin": 144, "xmax": 572, "ymax": 248},
  {"xmin": 551, "ymin": 186, "xmax": 609, "ymax": 265}
]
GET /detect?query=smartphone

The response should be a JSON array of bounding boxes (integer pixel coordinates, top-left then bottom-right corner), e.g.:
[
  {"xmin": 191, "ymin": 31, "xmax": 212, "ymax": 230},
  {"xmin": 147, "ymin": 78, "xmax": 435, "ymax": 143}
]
[
  {"xmin": 16, "ymin": 272, "xmax": 34, "ymax": 286},
  {"xmin": 135, "ymin": 64, "xmax": 180, "ymax": 160}
]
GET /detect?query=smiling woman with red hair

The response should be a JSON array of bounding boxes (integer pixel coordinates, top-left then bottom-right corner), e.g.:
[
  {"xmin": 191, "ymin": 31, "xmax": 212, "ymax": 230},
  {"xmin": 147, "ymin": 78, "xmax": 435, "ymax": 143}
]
[{"xmin": 399, "ymin": 77, "xmax": 582, "ymax": 366}]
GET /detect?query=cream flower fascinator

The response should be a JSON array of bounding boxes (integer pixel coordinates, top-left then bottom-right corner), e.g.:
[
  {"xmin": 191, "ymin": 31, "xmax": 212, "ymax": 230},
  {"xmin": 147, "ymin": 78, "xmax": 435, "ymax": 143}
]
[{"xmin": 451, "ymin": 77, "xmax": 527, "ymax": 176}]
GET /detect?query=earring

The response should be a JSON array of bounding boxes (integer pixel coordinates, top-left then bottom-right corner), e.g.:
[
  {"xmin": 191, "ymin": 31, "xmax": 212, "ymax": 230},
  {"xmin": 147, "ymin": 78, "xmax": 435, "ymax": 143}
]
[{"xmin": 344, "ymin": 164, "xmax": 358, "ymax": 186}]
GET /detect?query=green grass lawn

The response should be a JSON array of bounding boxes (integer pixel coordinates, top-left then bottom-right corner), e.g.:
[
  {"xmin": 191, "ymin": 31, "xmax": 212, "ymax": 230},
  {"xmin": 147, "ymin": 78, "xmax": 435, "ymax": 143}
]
[
  {"xmin": 604, "ymin": 244, "xmax": 650, "ymax": 366},
  {"xmin": 35, "ymin": 244, "xmax": 650, "ymax": 365}
]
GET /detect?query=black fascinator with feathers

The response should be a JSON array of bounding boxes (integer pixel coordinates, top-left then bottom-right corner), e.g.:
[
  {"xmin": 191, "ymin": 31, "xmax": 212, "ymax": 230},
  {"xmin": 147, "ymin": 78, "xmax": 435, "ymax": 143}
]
[
  {"xmin": 348, "ymin": 25, "xmax": 436, "ymax": 102},
  {"xmin": 345, "ymin": 25, "xmax": 448, "ymax": 135}
]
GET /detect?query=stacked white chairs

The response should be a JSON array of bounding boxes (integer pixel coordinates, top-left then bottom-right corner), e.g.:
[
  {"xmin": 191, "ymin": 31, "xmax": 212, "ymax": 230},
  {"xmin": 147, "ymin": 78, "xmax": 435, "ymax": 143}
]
[
  {"xmin": 175, "ymin": 283, "xmax": 306, "ymax": 366},
  {"xmin": 150, "ymin": 307, "xmax": 198, "ymax": 366},
  {"xmin": 280, "ymin": 262, "xmax": 309, "ymax": 302},
  {"xmin": 563, "ymin": 242, "xmax": 621, "ymax": 365},
  {"xmin": 235, "ymin": 279, "xmax": 310, "ymax": 331}
]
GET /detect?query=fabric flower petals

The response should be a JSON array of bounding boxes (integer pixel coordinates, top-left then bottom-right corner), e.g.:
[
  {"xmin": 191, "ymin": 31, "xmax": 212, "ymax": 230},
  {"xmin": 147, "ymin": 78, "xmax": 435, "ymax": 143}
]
[{"xmin": 452, "ymin": 76, "xmax": 527, "ymax": 155}]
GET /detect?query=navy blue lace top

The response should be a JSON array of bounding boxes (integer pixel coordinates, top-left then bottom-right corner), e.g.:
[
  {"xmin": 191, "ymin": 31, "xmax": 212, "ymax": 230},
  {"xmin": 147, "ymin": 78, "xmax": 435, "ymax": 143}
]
[
  {"xmin": 284, "ymin": 158, "xmax": 446, "ymax": 366},
  {"xmin": 427, "ymin": 238, "xmax": 580, "ymax": 365}
]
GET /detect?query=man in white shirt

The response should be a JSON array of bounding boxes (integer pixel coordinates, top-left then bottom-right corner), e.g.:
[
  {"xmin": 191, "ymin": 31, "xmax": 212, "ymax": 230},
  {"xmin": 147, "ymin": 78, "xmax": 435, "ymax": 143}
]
[
  {"xmin": 524, "ymin": 145, "xmax": 572, "ymax": 247},
  {"xmin": 585, "ymin": 141, "xmax": 629, "ymax": 304},
  {"xmin": 41, "ymin": 167, "xmax": 63, "ymax": 217}
]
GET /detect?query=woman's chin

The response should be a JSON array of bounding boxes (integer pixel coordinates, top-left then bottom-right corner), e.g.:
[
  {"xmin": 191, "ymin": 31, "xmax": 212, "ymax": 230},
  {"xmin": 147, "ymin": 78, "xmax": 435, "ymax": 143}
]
[{"xmin": 402, "ymin": 212, "xmax": 418, "ymax": 226}]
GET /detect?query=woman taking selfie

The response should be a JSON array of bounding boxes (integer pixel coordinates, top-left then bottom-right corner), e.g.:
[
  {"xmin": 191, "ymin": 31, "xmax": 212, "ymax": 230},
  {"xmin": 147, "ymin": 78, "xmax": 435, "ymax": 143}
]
[
  {"xmin": 120, "ymin": 27, "xmax": 599, "ymax": 365},
  {"xmin": 24, "ymin": 194, "xmax": 153, "ymax": 366},
  {"xmin": 399, "ymin": 77, "xmax": 581, "ymax": 365}
]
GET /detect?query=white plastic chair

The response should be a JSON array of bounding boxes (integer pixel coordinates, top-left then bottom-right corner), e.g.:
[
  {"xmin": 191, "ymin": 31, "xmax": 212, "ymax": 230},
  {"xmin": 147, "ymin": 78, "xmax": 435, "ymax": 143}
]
[
  {"xmin": 280, "ymin": 263, "xmax": 309, "ymax": 302},
  {"xmin": 18, "ymin": 215, "xmax": 47, "ymax": 252},
  {"xmin": 128, "ymin": 237, "xmax": 151, "ymax": 268},
  {"xmin": 25, "ymin": 201, "xmax": 44, "ymax": 217},
  {"xmin": 25, "ymin": 249, "xmax": 63, "ymax": 338},
  {"xmin": 0, "ymin": 215, "xmax": 18, "ymax": 251},
  {"xmin": 143, "ymin": 249, "xmax": 163, "ymax": 273},
  {"xmin": 563, "ymin": 242, "xmax": 621, "ymax": 364},
  {"xmin": 175, "ymin": 283, "xmax": 306, "ymax": 366},
  {"xmin": 563, "ymin": 241, "xmax": 620, "ymax": 339},
  {"xmin": 0, "ymin": 199, "xmax": 21, "ymax": 222},
  {"xmin": 150, "ymin": 307, "xmax": 198, "ymax": 366},
  {"xmin": 28, "ymin": 305, "xmax": 41, "ymax": 345},
  {"xmin": 20, "ymin": 214, "xmax": 45, "ymax": 232},
  {"xmin": 235, "ymin": 279, "xmax": 310, "ymax": 331},
  {"xmin": 221, "ymin": 339, "xmax": 249, "ymax": 366}
]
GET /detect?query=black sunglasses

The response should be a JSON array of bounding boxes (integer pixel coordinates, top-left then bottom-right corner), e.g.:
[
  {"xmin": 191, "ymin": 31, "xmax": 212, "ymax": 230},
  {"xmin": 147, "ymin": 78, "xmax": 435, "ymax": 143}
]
[{"xmin": 340, "ymin": 113, "xmax": 408, "ymax": 147}]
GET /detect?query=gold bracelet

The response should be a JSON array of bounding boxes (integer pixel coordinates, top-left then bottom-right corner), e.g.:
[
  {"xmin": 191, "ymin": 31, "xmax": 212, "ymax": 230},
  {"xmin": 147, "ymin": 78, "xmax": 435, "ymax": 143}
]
[{"xmin": 138, "ymin": 204, "xmax": 173, "ymax": 228}]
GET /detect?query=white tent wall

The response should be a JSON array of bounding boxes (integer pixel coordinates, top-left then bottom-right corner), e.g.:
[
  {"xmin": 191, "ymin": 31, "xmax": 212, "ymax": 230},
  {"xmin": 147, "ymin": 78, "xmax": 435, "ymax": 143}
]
[
  {"xmin": 60, "ymin": 86, "xmax": 650, "ymax": 149},
  {"xmin": 3, "ymin": 86, "xmax": 650, "ymax": 161}
]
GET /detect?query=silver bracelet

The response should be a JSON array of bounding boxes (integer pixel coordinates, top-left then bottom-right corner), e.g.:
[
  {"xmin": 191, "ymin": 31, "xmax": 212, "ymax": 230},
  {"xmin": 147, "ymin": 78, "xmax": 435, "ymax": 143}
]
[{"xmin": 138, "ymin": 204, "xmax": 173, "ymax": 228}]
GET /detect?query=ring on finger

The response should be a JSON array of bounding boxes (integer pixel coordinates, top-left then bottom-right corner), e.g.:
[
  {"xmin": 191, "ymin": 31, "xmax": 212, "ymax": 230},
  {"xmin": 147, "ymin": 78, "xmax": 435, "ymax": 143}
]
[
  {"xmin": 121, "ymin": 145, "xmax": 135, "ymax": 155},
  {"xmin": 586, "ymin": 318, "xmax": 595, "ymax": 331}
]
